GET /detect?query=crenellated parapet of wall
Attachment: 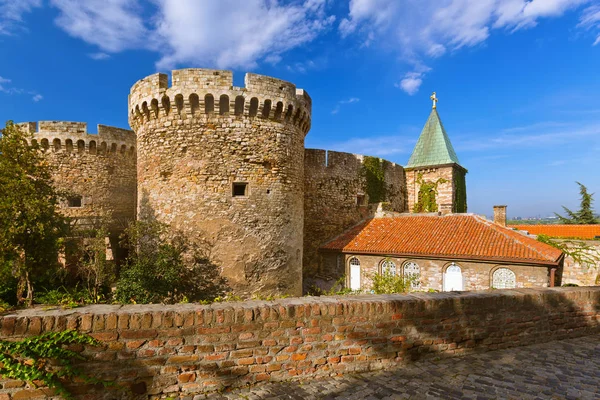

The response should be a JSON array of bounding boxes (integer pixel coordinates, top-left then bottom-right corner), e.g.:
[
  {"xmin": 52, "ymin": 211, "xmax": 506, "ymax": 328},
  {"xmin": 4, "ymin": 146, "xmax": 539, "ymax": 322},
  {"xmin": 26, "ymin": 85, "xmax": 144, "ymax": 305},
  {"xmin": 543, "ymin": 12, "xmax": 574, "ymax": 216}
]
[
  {"xmin": 0, "ymin": 288, "xmax": 598, "ymax": 398},
  {"xmin": 128, "ymin": 68, "xmax": 311, "ymax": 134},
  {"xmin": 16, "ymin": 121, "xmax": 137, "ymax": 229},
  {"xmin": 303, "ymin": 149, "xmax": 407, "ymax": 280},
  {"xmin": 128, "ymin": 69, "xmax": 312, "ymax": 297}
]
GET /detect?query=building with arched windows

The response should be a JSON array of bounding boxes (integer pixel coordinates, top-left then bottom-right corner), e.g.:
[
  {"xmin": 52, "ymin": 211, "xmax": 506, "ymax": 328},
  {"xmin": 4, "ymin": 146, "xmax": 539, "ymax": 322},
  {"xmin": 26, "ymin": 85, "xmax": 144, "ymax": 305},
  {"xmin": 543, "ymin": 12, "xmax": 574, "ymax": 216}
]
[{"xmin": 321, "ymin": 213, "xmax": 564, "ymax": 292}]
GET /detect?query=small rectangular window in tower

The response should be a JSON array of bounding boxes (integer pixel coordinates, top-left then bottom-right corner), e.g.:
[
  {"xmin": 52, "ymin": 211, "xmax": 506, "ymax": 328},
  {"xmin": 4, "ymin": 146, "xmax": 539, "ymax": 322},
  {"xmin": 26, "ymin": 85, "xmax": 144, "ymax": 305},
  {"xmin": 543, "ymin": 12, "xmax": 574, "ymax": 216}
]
[
  {"xmin": 356, "ymin": 194, "xmax": 366, "ymax": 206},
  {"xmin": 68, "ymin": 196, "xmax": 82, "ymax": 208},
  {"xmin": 232, "ymin": 182, "xmax": 248, "ymax": 197}
]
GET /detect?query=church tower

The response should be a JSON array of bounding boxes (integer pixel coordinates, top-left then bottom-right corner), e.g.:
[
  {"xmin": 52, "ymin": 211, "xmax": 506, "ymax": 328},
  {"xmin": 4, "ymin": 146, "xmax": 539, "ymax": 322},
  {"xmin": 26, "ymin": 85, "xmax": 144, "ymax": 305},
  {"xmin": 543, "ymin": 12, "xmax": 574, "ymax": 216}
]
[{"xmin": 405, "ymin": 92, "xmax": 467, "ymax": 214}]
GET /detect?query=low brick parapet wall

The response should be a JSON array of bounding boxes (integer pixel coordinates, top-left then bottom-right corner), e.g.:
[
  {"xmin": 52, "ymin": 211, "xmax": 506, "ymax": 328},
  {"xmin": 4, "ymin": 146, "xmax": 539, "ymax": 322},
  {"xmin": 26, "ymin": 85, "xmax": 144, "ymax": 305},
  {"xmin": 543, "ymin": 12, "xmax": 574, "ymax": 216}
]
[{"xmin": 1, "ymin": 287, "xmax": 599, "ymax": 398}]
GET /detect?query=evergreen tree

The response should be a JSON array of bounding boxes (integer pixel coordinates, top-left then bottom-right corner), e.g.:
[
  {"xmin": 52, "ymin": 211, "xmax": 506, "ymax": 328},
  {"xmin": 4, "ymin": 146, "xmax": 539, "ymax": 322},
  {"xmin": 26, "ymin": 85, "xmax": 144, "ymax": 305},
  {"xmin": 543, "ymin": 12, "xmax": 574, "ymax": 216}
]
[
  {"xmin": 0, "ymin": 121, "xmax": 68, "ymax": 306},
  {"xmin": 555, "ymin": 182, "xmax": 599, "ymax": 225}
]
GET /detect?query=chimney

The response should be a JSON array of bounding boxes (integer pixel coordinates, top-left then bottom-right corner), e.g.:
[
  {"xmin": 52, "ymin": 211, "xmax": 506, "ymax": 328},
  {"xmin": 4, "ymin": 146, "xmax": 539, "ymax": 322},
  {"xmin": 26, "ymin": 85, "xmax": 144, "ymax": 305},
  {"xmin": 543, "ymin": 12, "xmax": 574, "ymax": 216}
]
[
  {"xmin": 440, "ymin": 204, "xmax": 452, "ymax": 215},
  {"xmin": 493, "ymin": 205, "xmax": 507, "ymax": 227}
]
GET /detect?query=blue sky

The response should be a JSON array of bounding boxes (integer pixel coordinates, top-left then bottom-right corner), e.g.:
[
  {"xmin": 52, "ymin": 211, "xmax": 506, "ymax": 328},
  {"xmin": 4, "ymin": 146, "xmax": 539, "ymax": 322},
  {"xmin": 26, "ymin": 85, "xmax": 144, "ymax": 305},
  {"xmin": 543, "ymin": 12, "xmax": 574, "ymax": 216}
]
[{"xmin": 1, "ymin": 0, "xmax": 600, "ymax": 218}]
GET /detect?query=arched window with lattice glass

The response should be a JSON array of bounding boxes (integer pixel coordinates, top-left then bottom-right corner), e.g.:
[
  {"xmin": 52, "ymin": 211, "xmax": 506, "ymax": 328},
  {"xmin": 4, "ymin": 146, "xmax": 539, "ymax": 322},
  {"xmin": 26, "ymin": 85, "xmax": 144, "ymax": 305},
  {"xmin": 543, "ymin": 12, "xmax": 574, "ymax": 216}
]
[
  {"xmin": 492, "ymin": 268, "xmax": 516, "ymax": 289},
  {"xmin": 380, "ymin": 259, "xmax": 397, "ymax": 275},
  {"xmin": 403, "ymin": 261, "xmax": 421, "ymax": 289}
]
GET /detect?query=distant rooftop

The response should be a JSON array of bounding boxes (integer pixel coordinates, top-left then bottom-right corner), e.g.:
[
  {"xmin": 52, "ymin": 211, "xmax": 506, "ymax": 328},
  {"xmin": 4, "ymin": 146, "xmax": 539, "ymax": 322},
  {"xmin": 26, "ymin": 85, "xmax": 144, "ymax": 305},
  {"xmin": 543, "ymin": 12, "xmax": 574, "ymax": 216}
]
[
  {"xmin": 510, "ymin": 224, "xmax": 600, "ymax": 240},
  {"xmin": 406, "ymin": 107, "xmax": 463, "ymax": 169},
  {"xmin": 322, "ymin": 214, "xmax": 563, "ymax": 265}
]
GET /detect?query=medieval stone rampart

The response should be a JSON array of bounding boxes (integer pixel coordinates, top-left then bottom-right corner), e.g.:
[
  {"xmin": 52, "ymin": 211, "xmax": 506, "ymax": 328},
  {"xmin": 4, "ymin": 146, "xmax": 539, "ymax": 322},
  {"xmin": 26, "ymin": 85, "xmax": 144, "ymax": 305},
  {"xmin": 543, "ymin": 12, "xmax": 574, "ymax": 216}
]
[
  {"xmin": 0, "ymin": 287, "xmax": 598, "ymax": 398},
  {"xmin": 128, "ymin": 69, "xmax": 312, "ymax": 297},
  {"xmin": 303, "ymin": 149, "xmax": 406, "ymax": 279},
  {"xmin": 16, "ymin": 121, "xmax": 136, "ymax": 227}
]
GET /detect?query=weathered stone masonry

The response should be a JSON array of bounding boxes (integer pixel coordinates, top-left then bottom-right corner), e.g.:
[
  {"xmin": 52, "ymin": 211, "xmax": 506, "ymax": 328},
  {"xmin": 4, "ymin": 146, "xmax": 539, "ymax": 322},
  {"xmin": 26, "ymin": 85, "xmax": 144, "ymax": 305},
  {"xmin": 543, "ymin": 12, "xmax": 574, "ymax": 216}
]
[
  {"xmin": 303, "ymin": 149, "xmax": 406, "ymax": 278},
  {"xmin": 16, "ymin": 121, "xmax": 137, "ymax": 234},
  {"xmin": 16, "ymin": 69, "xmax": 420, "ymax": 297},
  {"xmin": 0, "ymin": 287, "xmax": 598, "ymax": 398},
  {"xmin": 128, "ymin": 69, "xmax": 312, "ymax": 297}
]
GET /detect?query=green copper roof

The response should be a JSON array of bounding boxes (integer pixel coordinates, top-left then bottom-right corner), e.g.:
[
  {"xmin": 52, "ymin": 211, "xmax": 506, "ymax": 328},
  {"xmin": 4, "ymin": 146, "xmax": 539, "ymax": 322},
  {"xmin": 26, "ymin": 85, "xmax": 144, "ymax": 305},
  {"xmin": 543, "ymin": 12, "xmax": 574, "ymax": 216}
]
[{"xmin": 406, "ymin": 108, "xmax": 462, "ymax": 169}]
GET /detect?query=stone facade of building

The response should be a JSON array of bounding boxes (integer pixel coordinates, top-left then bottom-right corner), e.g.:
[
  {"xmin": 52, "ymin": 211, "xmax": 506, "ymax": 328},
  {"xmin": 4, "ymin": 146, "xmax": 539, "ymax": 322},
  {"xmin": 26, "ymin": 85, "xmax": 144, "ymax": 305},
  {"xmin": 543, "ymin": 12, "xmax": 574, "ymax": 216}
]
[
  {"xmin": 321, "ymin": 253, "xmax": 553, "ymax": 292},
  {"xmin": 405, "ymin": 165, "xmax": 467, "ymax": 214}
]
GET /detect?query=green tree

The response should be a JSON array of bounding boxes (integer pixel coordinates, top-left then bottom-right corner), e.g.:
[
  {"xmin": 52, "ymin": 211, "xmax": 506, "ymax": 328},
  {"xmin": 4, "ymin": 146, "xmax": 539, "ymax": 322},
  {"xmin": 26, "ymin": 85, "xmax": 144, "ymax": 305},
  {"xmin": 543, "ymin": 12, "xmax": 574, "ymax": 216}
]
[
  {"xmin": 0, "ymin": 121, "xmax": 68, "ymax": 306},
  {"xmin": 555, "ymin": 182, "xmax": 599, "ymax": 224}
]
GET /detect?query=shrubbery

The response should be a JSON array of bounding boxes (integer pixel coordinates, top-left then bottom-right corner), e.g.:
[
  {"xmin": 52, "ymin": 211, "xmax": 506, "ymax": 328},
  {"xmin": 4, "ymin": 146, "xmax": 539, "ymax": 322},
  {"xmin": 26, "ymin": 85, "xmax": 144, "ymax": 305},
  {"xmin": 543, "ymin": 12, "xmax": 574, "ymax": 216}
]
[{"xmin": 114, "ymin": 220, "xmax": 228, "ymax": 304}]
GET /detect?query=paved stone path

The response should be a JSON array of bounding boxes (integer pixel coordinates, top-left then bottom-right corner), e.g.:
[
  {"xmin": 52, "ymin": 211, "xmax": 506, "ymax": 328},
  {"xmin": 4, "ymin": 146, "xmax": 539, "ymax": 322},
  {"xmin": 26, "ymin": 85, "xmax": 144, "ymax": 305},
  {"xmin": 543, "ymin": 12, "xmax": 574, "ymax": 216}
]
[{"xmin": 203, "ymin": 335, "xmax": 600, "ymax": 400}]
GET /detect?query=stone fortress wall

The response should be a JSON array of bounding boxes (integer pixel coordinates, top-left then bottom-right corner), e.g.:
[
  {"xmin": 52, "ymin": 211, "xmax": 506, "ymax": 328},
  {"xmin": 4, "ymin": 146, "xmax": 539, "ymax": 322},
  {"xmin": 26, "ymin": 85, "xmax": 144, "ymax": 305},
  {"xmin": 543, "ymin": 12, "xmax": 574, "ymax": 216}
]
[
  {"xmin": 15, "ymin": 69, "xmax": 415, "ymax": 297},
  {"xmin": 303, "ymin": 149, "xmax": 406, "ymax": 279},
  {"xmin": 128, "ymin": 69, "xmax": 312, "ymax": 297},
  {"xmin": 16, "ymin": 121, "xmax": 137, "ymax": 228}
]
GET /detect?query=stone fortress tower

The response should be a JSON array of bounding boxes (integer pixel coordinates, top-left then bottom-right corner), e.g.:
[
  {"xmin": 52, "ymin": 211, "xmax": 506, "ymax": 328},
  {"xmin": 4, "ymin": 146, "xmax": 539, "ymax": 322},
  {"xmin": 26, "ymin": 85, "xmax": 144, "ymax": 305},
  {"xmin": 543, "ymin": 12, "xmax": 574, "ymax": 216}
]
[{"xmin": 128, "ymin": 69, "xmax": 311, "ymax": 297}]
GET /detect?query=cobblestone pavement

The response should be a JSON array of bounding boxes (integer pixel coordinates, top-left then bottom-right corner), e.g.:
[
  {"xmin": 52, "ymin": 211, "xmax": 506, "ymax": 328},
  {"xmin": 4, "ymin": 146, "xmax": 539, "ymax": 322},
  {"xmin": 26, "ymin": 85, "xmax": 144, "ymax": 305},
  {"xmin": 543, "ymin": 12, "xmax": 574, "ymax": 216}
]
[{"xmin": 204, "ymin": 335, "xmax": 600, "ymax": 400}]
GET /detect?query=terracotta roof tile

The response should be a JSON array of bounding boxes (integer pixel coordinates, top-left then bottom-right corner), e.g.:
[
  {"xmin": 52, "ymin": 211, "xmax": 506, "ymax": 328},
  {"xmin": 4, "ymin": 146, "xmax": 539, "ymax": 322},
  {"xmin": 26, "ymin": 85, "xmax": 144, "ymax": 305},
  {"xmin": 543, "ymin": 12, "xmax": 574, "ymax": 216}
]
[
  {"xmin": 510, "ymin": 224, "xmax": 600, "ymax": 240},
  {"xmin": 322, "ymin": 214, "xmax": 562, "ymax": 265}
]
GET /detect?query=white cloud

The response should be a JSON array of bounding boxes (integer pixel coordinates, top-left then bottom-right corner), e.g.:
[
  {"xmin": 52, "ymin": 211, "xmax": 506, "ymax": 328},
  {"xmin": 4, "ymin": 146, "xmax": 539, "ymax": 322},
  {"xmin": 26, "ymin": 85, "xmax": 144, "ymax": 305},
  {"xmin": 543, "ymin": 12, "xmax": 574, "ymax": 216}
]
[
  {"xmin": 48, "ymin": 0, "xmax": 335, "ymax": 70},
  {"xmin": 578, "ymin": 4, "xmax": 600, "ymax": 45},
  {"xmin": 456, "ymin": 121, "xmax": 600, "ymax": 151},
  {"xmin": 0, "ymin": 0, "xmax": 41, "ymax": 35},
  {"xmin": 340, "ymin": 0, "xmax": 594, "ymax": 93},
  {"xmin": 331, "ymin": 97, "xmax": 360, "ymax": 114},
  {"xmin": 153, "ymin": 0, "xmax": 335, "ymax": 69},
  {"xmin": 51, "ymin": 0, "xmax": 150, "ymax": 53},
  {"xmin": 0, "ymin": 76, "xmax": 11, "ymax": 91},
  {"xmin": 89, "ymin": 52, "xmax": 111, "ymax": 60},
  {"xmin": 324, "ymin": 134, "xmax": 416, "ymax": 157},
  {"xmin": 397, "ymin": 72, "xmax": 424, "ymax": 95},
  {"xmin": 0, "ymin": 75, "xmax": 42, "ymax": 101}
]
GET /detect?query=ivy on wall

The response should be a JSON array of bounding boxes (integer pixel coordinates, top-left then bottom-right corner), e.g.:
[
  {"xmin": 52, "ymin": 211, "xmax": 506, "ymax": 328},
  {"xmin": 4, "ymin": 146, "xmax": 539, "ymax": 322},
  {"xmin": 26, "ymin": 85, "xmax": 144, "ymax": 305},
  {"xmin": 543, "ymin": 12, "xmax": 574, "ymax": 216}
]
[
  {"xmin": 453, "ymin": 169, "xmax": 467, "ymax": 213},
  {"xmin": 413, "ymin": 173, "xmax": 447, "ymax": 213},
  {"xmin": 362, "ymin": 156, "xmax": 386, "ymax": 203}
]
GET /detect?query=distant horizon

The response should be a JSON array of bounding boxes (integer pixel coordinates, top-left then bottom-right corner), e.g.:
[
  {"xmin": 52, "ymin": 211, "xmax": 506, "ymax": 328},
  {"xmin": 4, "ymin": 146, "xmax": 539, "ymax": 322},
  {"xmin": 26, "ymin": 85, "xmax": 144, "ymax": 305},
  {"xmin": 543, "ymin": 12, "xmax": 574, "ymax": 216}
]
[{"xmin": 1, "ymin": 1, "xmax": 599, "ymax": 217}]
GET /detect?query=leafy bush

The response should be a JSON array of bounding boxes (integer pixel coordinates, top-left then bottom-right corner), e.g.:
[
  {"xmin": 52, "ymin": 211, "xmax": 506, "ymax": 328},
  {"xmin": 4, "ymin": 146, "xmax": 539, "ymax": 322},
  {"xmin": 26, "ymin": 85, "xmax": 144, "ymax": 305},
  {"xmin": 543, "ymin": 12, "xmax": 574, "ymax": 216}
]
[
  {"xmin": 114, "ymin": 220, "xmax": 228, "ymax": 304},
  {"xmin": 35, "ymin": 286, "xmax": 93, "ymax": 308},
  {"xmin": 370, "ymin": 270, "xmax": 418, "ymax": 294}
]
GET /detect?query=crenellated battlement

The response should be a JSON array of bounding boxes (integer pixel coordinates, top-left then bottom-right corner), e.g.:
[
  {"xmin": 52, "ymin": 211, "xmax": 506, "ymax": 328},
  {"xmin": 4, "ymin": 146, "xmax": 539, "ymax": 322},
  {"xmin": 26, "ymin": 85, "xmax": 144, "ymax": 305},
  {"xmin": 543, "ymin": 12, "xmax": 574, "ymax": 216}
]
[
  {"xmin": 17, "ymin": 121, "xmax": 136, "ymax": 157},
  {"xmin": 128, "ymin": 68, "xmax": 312, "ymax": 135}
]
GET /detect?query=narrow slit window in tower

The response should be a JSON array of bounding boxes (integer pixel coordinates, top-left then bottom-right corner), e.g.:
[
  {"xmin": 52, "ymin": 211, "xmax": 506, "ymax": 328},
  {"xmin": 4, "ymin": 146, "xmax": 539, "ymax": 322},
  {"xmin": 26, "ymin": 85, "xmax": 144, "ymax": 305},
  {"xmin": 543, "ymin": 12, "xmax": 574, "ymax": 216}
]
[{"xmin": 232, "ymin": 182, "xmax": 248, "ymax": 197}]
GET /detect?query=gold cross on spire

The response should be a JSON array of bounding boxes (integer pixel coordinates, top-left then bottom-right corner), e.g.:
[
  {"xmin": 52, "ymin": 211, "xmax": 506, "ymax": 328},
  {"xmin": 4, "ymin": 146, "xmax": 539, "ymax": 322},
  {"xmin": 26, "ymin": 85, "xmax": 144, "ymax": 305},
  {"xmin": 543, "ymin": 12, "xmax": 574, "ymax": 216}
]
[{"xmin": 430, "ymin": 92, "xmax": 438, "ymax": 109}]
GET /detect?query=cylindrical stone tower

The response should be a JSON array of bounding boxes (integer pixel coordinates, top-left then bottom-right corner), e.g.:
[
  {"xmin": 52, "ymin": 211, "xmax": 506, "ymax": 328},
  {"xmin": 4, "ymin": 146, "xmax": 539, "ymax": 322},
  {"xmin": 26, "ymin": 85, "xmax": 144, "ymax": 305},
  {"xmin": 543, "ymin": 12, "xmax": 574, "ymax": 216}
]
[{"xmin": 128, "ymin": 69, "xmax": 311, "ymax": 297}]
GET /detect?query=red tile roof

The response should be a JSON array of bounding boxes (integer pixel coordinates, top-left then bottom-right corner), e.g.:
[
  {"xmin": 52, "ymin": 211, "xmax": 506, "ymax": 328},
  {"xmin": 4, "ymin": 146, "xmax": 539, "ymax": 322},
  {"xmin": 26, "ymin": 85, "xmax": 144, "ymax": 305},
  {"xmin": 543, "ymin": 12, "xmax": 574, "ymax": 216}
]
[
  {"xmin": 322, "ymin": 214, "xmax": 563, "ymax": 265},
  {"xmin": 509, "ymin": 224, "xmax": 600, "ymax": 240}
]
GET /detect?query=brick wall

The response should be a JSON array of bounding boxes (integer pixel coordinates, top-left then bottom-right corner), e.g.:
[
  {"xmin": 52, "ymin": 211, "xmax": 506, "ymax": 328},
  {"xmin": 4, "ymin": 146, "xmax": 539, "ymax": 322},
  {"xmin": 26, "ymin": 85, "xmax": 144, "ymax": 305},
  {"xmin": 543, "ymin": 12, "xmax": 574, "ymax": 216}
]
[{"xmin": 1, "ymin": 288, "xmax": 599, "ymax": 399}]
